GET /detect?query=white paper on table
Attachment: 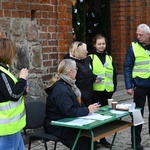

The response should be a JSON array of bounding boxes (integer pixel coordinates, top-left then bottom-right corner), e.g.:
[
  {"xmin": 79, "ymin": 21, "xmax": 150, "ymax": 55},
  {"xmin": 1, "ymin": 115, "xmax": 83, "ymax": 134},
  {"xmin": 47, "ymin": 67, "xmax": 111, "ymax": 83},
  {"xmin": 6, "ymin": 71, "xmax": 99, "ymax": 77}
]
[
  {"xmin": 110, "ymin": 110, "xmax": 128, "ymax": 114},
  {"xmin": 78, "ymin": 113, "xmax": 112, "ymax": 120},
  {"xmin": 132, "ymin": 109, "xmax": 144, "ymax": 126},
  {"xmin": 51, "ymin": 118, "xmax": 95, "ymax": 126}
]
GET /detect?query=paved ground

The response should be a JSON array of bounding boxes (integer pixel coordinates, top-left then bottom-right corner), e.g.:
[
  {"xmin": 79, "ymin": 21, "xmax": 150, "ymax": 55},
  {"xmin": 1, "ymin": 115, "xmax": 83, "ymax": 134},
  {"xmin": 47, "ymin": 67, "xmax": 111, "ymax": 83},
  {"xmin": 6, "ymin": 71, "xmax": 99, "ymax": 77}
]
[{"xmin": 25, "ymin": 99, "xmax": 150, "ymax": 150}]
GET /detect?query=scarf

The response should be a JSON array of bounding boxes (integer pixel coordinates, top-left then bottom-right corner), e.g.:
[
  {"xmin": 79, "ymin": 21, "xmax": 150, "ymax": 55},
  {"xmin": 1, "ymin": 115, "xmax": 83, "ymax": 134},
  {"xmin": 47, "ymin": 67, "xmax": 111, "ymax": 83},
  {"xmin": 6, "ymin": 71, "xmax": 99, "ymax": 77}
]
[{"xmin": 60, "ymin": 74, "xmax": 82, "ymax": 105}]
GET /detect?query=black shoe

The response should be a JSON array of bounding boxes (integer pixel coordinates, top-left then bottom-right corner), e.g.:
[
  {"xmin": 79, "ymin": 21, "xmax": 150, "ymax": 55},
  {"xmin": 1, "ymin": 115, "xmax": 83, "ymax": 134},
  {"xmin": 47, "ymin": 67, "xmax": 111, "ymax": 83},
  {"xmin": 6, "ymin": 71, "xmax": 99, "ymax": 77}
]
[
  {"xmin": 95, "ymin": 141, "xmax": 101, "ymax": 149},
  {"xmin": 136, "ymin": 144, "xmax": 144, "ymax": 150},
  {"xmin": 132, "ymin": 144, "xmax": 144, "ymax": 150},
  {"xmin": 100, "ymin": 139, "xmax": 111, "ymax": 148}
]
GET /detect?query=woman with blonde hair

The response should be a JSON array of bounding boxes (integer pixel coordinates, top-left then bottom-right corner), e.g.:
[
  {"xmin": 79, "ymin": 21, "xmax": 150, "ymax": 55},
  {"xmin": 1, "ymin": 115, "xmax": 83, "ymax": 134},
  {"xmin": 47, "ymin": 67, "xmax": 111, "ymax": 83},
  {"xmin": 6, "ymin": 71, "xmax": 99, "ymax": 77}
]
[
  {"xmin": 64, "ymin": 41, "xmax": 99, "ymax": 107},
  {"xmin": 44, "ymin": 59, "xmax": 99, "ymax": 150}
]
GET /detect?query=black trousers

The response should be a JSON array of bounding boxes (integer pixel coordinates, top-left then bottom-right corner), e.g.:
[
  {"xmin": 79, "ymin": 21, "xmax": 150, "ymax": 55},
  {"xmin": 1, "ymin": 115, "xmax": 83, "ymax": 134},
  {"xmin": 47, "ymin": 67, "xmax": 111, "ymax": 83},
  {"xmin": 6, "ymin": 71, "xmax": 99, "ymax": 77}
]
[
  {"xmin": 133, "ymin": 86, "xmax": 150, "ymax": 144},
  {"xmin": 92, "ymin": 90, "xmax": 114, "ymax": 106},
  {"xmin": 61, "ymin": 134, "xmax": 96, "ymax": 150},
  {"xmin": 92, "ymin": 90, "xmax": 114, "ymax": 143}
]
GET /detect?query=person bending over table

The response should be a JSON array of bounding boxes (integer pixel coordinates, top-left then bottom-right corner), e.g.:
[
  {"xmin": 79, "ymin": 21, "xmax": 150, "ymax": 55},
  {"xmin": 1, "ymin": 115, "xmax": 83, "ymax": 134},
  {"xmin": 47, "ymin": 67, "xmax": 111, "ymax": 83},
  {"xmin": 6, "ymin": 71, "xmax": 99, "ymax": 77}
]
[{"xmin": 44, "ymin": 59, "xmax": 100, "ymax": 150}]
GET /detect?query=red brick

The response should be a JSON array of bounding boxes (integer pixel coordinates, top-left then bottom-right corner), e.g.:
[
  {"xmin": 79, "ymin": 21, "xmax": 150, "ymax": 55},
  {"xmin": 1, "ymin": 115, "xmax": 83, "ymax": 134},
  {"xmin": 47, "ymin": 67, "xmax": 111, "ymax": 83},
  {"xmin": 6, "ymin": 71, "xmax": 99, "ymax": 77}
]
[
  {"xmin": 0, "ymin": 10, "xmax": 3, "ymax": 17},
  {"xmin": 2, "ymin": 2, "xmax": 15, "ymax": 9},
  {"xmin": 48, "ymin": 26, "xmax": 57, "ymax": 32},
  {"xmin": 58, "ymin": 19, "xmax": 67, "ymax": 26},
  {"xmin": 39, "ymin": 0, "xmax": 49, "ymax": 3},
  {"xmin": 39, "ymin": 19, "xmax": 50, "ymax": 26},
  {"xmin": 42, "ymin": 11, "xmax": 48, "ymax": 18},
  {"xmin": 48, "ymin": 12, "xmax": 57, "ymax": 18},
  {"xmin": 19, "ymin": 11, "xmax": 26, "ymax": 17},
  {"xmin": 58, "ymin": 33, "xmax": 67, "ymax": 39},
  {"xmin": 41, "ymin": 5, "xmax": 53, "ymax": 11},
  {"xmin": 4, "ymin": 10, "xmax": 11, "ymax": 17},
  {"xmin": 16, "ymin": 3, "xmax": 29, "ymax": 10},
  {"xmin": 51, "ymin": 0, "xmax": 57, "ymax": 5},
  {"xmin": 58, "ymin": 6, "xmax": 67, "ymax": 12},
  {"xmin": 30, "ymin": 4, "xmax": 41, "ymax": 10},
  {"xmin": 27, "ymin": 0, "xmax": 38, "ymax": 2},
  {"xmin": 12, "ymin": 11, "xmax": 19, "ymax": 17}
]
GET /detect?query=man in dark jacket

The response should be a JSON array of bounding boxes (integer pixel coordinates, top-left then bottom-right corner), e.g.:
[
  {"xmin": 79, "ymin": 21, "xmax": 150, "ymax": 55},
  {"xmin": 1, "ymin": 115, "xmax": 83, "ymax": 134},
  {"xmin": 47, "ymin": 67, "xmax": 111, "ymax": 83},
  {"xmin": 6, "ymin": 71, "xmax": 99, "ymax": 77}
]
[{"xmin": 124, "ymin": 23, "xmax": 150, "ymax": 150}]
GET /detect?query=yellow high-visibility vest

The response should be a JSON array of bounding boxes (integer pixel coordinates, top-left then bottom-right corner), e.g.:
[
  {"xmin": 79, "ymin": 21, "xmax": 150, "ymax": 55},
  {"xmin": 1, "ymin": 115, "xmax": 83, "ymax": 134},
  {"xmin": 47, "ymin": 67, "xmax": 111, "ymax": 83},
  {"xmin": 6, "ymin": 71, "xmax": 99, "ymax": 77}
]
[
  {"xmin": 0, "ymin": 66, "xmax": 26, "ymax": 136},
  {"xmin": 89, "ymin": 54, "xmax": 114, "ymax": 92},
  {"xmin": 132, "ymin": 42, "xmax": 150, "ymax": 79}
]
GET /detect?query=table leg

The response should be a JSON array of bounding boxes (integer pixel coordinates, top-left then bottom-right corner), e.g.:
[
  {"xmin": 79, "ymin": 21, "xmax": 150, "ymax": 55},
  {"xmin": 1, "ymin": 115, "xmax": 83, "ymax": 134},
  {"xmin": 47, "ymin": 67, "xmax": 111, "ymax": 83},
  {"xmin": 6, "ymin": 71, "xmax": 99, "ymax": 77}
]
[
  {"xmin": 110, "ymin": 132, "xmax": 117, "ymax": 150},
  {"xmin": 132, "ymin": 126, "xmax": 136, "ymax": 150},
  {"xmin": 71, "ymin": 129, "xmax": 82, "ymax": 150},
  {"xmin": 89, "ymin": 130, "xmax": 94, "ymax": 150}
]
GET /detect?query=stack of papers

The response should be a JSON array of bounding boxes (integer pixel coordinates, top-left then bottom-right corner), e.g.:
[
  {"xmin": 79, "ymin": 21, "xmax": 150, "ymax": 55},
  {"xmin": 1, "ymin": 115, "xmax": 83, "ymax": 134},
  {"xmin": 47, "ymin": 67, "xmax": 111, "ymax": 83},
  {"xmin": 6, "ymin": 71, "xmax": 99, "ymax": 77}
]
[
  {"xmin": 110, "ymin": 110, "xmax": 127, "ymax": 114},
  {"xmin": 52, "ymin": 119, "xmax": 95, "ymax": 126},
  {"xmin": 51, "ymin": 113, "xmax": 112, "ymax": 126},
  {"xmin": 78, "ymin": 113, "xmax": 112, "ymax": 120},
  {"xmin": 116, "ymin": 103, "xmax": 133, "ymax": 111}
]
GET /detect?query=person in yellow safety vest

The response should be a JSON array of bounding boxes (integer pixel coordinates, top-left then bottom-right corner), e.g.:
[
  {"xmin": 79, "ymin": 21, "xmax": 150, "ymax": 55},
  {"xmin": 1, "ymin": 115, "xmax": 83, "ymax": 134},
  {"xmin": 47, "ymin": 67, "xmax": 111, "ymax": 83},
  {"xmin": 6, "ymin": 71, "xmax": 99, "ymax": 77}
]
[
  {"xmin": 0, "ymin": 38, "xmax": 29, "ymax": 150},
  {"xmin": 89, "ymin": 34, "xmax": 117, "ymax": 148},
  {"xmin": 124, "ymin": 23, "xmax": 150, "ymax": 150}
]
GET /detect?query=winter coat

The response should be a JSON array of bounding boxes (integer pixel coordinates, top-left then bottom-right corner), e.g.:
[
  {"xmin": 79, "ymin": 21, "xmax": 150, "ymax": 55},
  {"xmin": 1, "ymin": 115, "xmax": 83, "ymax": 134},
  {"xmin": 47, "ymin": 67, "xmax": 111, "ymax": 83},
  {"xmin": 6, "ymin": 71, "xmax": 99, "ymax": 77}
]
[
  {"xmin": 44, "ymin": 79, "xmax": 89, "ymax": 139},
  {"xmin": 124, "ymin": 40, "xmax": 150, "ymax": 89}
]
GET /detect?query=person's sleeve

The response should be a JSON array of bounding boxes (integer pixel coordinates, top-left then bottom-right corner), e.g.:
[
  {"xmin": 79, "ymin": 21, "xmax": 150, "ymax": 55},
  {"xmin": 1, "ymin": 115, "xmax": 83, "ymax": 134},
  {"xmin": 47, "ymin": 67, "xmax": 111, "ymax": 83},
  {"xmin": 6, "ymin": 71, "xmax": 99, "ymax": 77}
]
[
  {"xmin": 123, "ymin": 45, "xmax": 135, "ymax": 89},
  {"xmin": 0, "ymin": 73, "xmax": 27, "ymax": 101},
  {"xmin": 112, "ymin": 59, "xmax": 118, "ymax": 92}
]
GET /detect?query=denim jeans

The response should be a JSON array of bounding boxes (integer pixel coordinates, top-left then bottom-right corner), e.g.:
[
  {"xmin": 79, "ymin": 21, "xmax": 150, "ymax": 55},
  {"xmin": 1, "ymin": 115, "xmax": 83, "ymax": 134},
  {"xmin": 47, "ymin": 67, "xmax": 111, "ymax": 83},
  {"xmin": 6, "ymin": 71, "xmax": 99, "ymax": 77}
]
[{"xmin": 0, "ymin": 132, "xmax": 25, "ymax": 150}]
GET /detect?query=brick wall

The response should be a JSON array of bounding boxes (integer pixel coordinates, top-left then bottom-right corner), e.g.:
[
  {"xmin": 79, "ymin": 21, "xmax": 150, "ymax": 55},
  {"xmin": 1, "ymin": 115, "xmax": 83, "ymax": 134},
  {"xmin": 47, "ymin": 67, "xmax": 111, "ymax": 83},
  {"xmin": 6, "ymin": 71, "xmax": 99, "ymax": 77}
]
[
  {"xmin": 0, "ymin": 0, "xmax": 150, "ymax": 100},
  {"xmin": 0, "ymin": 0, "xmax": 73, "ymax": 100},
  {"xmin": 111, "ymin": 0, "xmax": 150, "ymax": 73}
]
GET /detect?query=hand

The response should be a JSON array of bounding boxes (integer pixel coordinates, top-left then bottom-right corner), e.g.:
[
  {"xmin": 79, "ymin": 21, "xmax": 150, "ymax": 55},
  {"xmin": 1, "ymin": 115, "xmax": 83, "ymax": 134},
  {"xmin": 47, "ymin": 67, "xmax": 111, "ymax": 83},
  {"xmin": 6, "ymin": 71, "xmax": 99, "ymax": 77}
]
[
  {"xmin": 126, "ymin": 89, "xmax": 134, "ymax": 95},
  {"xmin": 88, "ymin": 103, "xmax": 100, "ymax": 114},
  {"xmin": 19, "ymin": 68, "xmax": 29, "ymax": 80},
  {"xmin": 95, "ymin": 78, "xmax": 102, "ymax": 83},
  {"xmin": 95, "ymin": 76, "xmax": 103, "ymax": 83}
]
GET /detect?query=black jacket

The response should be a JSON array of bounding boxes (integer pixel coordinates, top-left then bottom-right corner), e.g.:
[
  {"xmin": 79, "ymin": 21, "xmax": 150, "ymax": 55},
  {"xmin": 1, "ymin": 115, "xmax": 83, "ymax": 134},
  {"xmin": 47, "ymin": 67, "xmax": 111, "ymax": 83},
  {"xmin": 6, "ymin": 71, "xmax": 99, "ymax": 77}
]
[
  {"xmin": 0, "ymin": 63, "xmax": 27, "ymax": 103},
  {"xmin": 64, "ymin": 54, "xmax": 96, "ymax": 106},
  {"xmin": 44, "ymin": 79, "xmax": 89, "ymax": 139}
]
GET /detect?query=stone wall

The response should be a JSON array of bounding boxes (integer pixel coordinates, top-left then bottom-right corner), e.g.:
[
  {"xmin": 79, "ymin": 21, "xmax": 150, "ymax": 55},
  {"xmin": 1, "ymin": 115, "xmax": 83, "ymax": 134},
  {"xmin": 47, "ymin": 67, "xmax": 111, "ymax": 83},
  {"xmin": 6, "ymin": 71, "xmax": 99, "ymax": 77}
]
[
  {"xmin": 0, "ymin": 0, "xmax": 73, "ymax": 101},
  {"xmin": 1, "ymin": 0, "xmax": 150, "ymax": 100}
]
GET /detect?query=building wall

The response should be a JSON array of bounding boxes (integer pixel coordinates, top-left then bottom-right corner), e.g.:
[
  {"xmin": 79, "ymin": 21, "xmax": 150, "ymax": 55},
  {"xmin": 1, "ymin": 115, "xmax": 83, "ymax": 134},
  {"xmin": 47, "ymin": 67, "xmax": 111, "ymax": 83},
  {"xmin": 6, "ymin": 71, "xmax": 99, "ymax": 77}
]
[
  {"xmin": 111, "ymin": 0, "xmax": 150, "ymax": 73},
  {"xmin": 0, "ymin": 0, "xmax": 73, "ymax": 100},
  {"xmin": 0, "ymin": 0, "xmax": 150, "ymax": 100}
]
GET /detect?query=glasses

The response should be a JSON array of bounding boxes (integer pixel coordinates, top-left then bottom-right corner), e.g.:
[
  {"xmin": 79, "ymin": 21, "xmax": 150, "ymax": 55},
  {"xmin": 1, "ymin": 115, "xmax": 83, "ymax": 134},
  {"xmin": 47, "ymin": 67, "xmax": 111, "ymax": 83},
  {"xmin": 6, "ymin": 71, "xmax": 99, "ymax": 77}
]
[
  {"xmin": 77, "ymin": 42, "xmax": 83, "ymax": 48},
  {"xmin": 75, "ymin": 67, "xmax": 78, "ymax": 71}
]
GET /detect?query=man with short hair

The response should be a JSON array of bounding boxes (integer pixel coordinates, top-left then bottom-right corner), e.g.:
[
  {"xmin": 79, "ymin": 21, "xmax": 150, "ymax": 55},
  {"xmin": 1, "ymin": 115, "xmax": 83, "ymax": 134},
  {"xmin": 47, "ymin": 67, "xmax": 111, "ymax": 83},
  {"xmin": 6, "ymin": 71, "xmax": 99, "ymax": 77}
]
[{"xmin": 124, "ymin": 23, "xmax": 150, "ymax": 150}]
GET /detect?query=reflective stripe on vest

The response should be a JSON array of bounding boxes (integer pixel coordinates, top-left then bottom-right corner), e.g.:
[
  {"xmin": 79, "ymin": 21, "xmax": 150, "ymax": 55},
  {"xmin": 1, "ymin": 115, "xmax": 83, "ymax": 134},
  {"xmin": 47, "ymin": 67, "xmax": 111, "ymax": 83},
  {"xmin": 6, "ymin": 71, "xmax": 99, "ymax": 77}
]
[
  {"xmin": 89, "ymin": 54, "xmax": 114, "ymax": 92},
  {"xmin": 0, "ymin": 106, "xmax": 25, "ymax": 124},
  {"xmin": 0, "ymin": 66, "xmax": 26, "ymax": 136},
  {"xmin": 132, "ymin": 42, "xmax": 150, "ymax": 78}
]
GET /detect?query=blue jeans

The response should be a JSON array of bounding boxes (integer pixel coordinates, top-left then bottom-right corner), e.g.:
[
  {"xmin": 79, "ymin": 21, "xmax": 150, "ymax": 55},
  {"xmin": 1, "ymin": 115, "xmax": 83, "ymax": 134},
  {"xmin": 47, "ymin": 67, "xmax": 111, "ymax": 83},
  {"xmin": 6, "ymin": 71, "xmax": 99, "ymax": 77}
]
[{"xmin": 0, "ymin": 132, "xmax": 25, "ymax": 150}]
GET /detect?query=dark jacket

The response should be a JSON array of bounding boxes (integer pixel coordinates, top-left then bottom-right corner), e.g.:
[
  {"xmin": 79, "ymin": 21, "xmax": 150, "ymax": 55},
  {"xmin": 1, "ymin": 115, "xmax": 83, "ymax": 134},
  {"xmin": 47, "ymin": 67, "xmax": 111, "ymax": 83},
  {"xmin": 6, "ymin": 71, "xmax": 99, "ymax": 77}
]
[
  {"xmin": 0, "ymin": 62, "xmax": 27, "ymax": 103},
  {"xmin": 64, "ymin": 54, "xmax": 96, "ymax": 106},
  {"xmin": 89, "ymin": 51, "xmax": 118, "ymax": 92},
  {"xmin": 44, "ymin": 79, "xmax": 89, "ymax": 139},
  {"xmin": 124, "ymin": 40, "xmax": 150, "ymax": 89}
]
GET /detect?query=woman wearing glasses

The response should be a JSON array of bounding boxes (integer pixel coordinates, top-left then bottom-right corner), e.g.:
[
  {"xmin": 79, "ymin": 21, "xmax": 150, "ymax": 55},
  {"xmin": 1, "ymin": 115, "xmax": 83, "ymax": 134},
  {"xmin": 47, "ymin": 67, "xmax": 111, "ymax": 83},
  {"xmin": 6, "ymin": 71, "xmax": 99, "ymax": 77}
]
[
  {"xmin": 44, "ymin": 59, "xmax": 99, "ymax": 150},
  {"xmin": 64, "ymin": 41, "xmax": 100, "ymax": 107}
]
